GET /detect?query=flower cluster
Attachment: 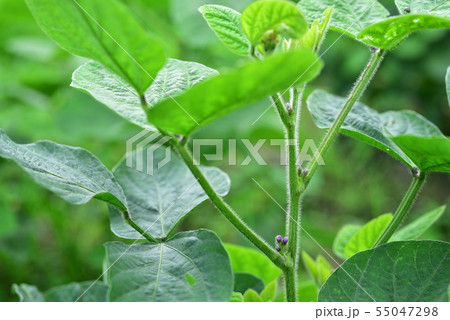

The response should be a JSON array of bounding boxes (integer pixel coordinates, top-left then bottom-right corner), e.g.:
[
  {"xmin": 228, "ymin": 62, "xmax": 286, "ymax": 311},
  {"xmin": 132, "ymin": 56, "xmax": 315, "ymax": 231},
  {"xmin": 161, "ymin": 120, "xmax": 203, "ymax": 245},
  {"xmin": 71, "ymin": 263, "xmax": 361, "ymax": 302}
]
[{"xmin": 275, "ymin": 235, "xmax": 288, "ymax": 252}]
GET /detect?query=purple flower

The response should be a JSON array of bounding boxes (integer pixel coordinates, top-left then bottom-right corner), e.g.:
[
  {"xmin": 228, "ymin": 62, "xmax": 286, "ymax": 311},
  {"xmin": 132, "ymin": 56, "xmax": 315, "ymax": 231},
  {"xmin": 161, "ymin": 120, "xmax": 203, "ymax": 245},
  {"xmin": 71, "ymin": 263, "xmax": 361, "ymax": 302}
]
[
  {"xmin": 275, "ymin": 244, "xmax": 281, "ymax": 252},
  {"xmin": 275, "ymin": 235, "xmax": 282, "ymax": 243},
  {"xmin": 282, "ymin": 237, "xmax": 288, "ymax": 245}
]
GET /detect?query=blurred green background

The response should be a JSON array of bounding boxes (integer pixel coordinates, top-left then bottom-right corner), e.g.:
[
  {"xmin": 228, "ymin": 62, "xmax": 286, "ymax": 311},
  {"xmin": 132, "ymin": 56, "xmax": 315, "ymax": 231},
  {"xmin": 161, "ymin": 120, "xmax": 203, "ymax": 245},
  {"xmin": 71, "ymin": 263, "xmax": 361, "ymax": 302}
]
[{"xmin": 0, "ymin": 0, "xmax": 448, "ymax": 301}]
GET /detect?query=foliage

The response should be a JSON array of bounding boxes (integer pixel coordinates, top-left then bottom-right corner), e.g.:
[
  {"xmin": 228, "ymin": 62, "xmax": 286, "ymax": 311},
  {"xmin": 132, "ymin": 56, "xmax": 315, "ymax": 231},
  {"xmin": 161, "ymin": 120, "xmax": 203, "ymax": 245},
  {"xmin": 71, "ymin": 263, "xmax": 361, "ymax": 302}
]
[{"xmin": 0, "ymin": 0, "xmax": 448, "ymax": 302}]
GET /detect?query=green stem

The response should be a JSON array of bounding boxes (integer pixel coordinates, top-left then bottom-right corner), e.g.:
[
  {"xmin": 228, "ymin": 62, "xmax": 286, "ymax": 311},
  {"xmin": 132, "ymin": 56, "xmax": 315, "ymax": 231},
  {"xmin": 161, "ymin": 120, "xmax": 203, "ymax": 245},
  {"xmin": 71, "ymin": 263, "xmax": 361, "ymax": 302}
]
[
  {"xmin": 123, "ymin": 210, "xmax": 157, "ymax": 242},
  {"xmin": 166, "ymin": 135, "xmax": 287, "ymax": 271},
  {"xmin": 374, "ymin": 174, "xmax": 426, "ymax": 246},
  {"xmin": 305, "ymin": 50, "xmax": 385, "ymax": 185},
  {"xmin": 284, "ymin": 267, "xmax": 296, "ymax": 302}
]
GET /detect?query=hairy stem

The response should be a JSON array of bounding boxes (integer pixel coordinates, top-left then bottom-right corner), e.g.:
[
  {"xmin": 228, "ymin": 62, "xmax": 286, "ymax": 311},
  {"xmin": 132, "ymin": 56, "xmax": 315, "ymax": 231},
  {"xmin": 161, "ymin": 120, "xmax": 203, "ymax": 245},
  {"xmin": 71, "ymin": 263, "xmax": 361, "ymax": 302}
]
[
  {"xmin": 304, "ymin": 50, "xmax": 386, "ymax": 185},
  {"xmin": 123, "ymin": 210, "xmax": 157, "ymax": 242},
  {"xmin": 166, "ymin": 135, "xmax": 287, "ymax": 270},
  {"xmin": 284, "ymin": 267, "xmax": 296, "ymax": 302},
  {"xmin": 374, "ymin": 174, "xmax": 426, "ymax": 246}
]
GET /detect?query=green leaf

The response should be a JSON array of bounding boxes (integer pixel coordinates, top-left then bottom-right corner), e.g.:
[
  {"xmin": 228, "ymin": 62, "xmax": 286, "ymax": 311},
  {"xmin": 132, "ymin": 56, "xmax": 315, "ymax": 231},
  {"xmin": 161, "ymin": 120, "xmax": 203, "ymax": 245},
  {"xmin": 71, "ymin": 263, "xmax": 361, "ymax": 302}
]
[
  {"xmin": 317, "ymin": 255, "xmax": 333, "ymax": 285},
  {"xmin": 260, "ymin": 280, "xmax": 277, "ymax": 302},
  {"xmin": 25, "ymin": 0, "xmax": 166, "ymax": 94},
  {"xmin": 106, "ymin": 230, "xmax": 233, "ymax": 301},
  {"xmin": 0, "ymin": 130, "xmax": 127, "ymax": 211},
  {"xmin": 229, "ymin": 291, "xmax": 244, "ymax": 302},
  {"xmin": 358, "ymin": 14, "xmax": 450, "ymax": 50},
  {"xmin": 199, "ymin": 5, "xmax": 250, "ymax": 55},
  {"xmin": 44, "ymin": 281, "xmax": 108, "ymax": 302},
  {"xmin": 13, "ymin": 284, "xmax": 44, "ymax": 302},
  {"xmin": 298, "ymin": 0, "xmax": 389, "ymax": 38},
  {"xmin": 71, "ymin": 59, "xmax": 218, "ymax": 131},
  {"xmin": 243, "ymin": 289, "xmax": 263, "ymax": 302},
  {"xmin": 13, "ymin": 281, "xmax": 108, "ymax": 302},
  {"xmin": 307, "ymin": 90, "xmax": 444, "ymax": 168},
  {"xmin": 224, "ymin": 243, "xmax": 282, "ymax": 285},
  {"xmin": 391, "ymin": 135, "xmax": 450, "ymax": 173},
  {"xmin": 333, "ymin": 224, "xmax": 361, "ymax": 260},
  {"xmin": 392, "ymin": 205, "xmax": 446, "ymax": 241},
  {"xmin": 302, "ymin": 251, "xmax": 318, "ymax": 281},
  {"xmin": 233, "ymin": 273, "xmax": 265, "ymax": 294},
  {"xmin": 147, "ymin": 50, "xmax": 322, "ymax": 135},
  {"xmin": 241, "ymin": 0, "xmax": 308, "ymax": 46},
  {"xmin": 319, "ymin": 240, "xmax": 450, "ymax": 302},
  {"xmin": 395, "ymin": 0, "xmax": 450, "ymax": 15},
  {"xmin": 298, "ymin": 7, "xmax": 333, "ymax": 52},
  {"xmin": 109, "ymin": 146, "xmax": 230, "ymax": 240},
  {"xmin": 345, "ymin": 214, "xmax": 393, "ymax": 257}
]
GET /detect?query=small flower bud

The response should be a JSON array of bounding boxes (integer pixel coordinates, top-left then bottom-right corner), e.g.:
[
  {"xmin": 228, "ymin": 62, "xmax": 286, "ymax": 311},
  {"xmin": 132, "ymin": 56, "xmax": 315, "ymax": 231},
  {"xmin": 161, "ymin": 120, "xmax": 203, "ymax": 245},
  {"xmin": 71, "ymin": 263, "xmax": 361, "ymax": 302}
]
[
  {"xmin": 276, "ymin": 235, "xmax": 282, "ymax": 243},
  {"xmin": 370, "ymin": 46, "xmax": 380, "ymax": 53},
  {"xmin": 302, "ymin": 169, "xmax": 309, "ymax": 177},
  {"xmin": 275, "ymin": 244, "xmax": 281, "ymax": 252},
  {"xmin": 285, "ymin": 102, "xmax": 293, "ymax": 115},
  {"xmin": 404, "ymin": 7, "xmax": 411, "ymax": 13},
  {"xmin": 297, "ymin": 167, "xmax": 302, "ymax": 176},
  {"xmin": 282, "ymin": 237, "xmax": 289, "ymax": 245},
  {"xmin": 412, "ymin": 166, "xmax": 420, "ymax": 177}
]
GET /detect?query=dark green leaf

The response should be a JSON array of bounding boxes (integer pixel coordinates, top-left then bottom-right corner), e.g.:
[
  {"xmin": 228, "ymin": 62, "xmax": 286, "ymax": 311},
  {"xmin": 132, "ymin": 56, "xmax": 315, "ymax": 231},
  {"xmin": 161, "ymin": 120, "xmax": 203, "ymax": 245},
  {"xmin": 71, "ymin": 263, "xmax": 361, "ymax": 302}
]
[
  {"xmin": 199, "ymin": 5, "xmax": 250, "ymax": 55},
  {"xmin": 392, "ymin": 205, "xmax": 446, "ymax": 241},
  {"xmin": 147, "ymin": 50, "xmax": 322, "ymax": 135},
  {"xmin": 109, "ymin": 146, "xmax": 229, "ymax": 240},
  {"xmin": 241, "ymin": 0, "xmax": 307, "ymax": 46},
  {"xmin": 71, "ymin": 59, "xmax": 217, "ymax": 130},
  {"xmin": 358, "ymin": 14, "xmax": 450, "ymax": 50},
  {"xmin": 106, "ymin": 230, "xmax": 233, "ymax": 301},
  {"xmin": 25, "ymin": 0, "xmax": 166, "ymax": 94},
  {"xmin": 0, "ymin": 130, "xmax": 127, "ymax": 211},
  {"xmin": 345, "ymin": 214, "xmax": 393, "ymax": 258},
  {"xmin": 319, "ymin": 241, "xmax": 450, "ymax": 302},
  {"xmin": 333, "ymin": 224, "xmax": 361, "ymax": 260},
  {"xmin": 298, "ymin": 0, "xmax": 389, "ymax": 38},
  {"xmin": 224, "ymin": 243, "xmax": 282, "ymax": 285},
  {"xmin": 391, "ymin": 135, "xmax": 450, "ymax": 173},
  {"xmin": 233, "ymin": 273, "xmax": 265, "ymax": 294},
  {"xmin": 307, "ymin": 90, "xmax": 444, "ymax": 167}
]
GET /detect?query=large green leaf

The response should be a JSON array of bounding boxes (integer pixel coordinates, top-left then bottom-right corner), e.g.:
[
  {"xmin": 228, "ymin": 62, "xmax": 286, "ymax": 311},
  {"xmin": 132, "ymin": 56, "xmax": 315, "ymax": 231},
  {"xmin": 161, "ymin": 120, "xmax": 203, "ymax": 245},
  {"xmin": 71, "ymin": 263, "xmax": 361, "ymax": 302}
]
[
  {"xmin": 224, "ymin": 243, "xmax": 282, "ymax": 284},
  {"xmin": 358, "ymin": 14, "xmax": 450, "ymax": 50},
  {"xmin": 147, "ymin": 50, "xmax": 322, "ymax": 135},
  {"xmin": 105, "ymin": 230, "xmax": 233, "ymax": 301},
  {"xmin": 392, "ymin": 205, "xmax": 446, "ymax": 241},
  {"xmin": 319, "ymin": 241, "xmax": 450, "ymax": 302},
  {"xmin": 109, "ymin": 146, "xmax": 230, "ymax": 240},
  {"xmin": 332, "ymin": 224, "xmax": 361, "ymax": 260},
  {"xmin": 344, "ymin": 214, "xmax": 393, "ymax": 257},
  {"xmin": 72, "ymin": 59, "xmax": 217, "ymax": 131},
  {"xmin": 307, "ymin": 90, "xmax": 444, "ymax": 167},
  {"xmin": 241, "ymin": 0, "xmax": 307, "ymax": 46},
  {"xmin": 13, "ymin": 281, "xmax": 108, "ymax": 302},
  {"xmin": 25, "ymin": 0, "xmax": 166, "ymax": 94},
  {"xmin": 298, "ymin": 0, "xmax": 389, "ymax": 38},
  {"xmin": 395, "ymin": 0, "xmax": 450, "ymax": 15},
  {"xmin": 0, "ymin": 130, "xmax": 127, "ymax": 211},
  {"xmin": 199, "ymin": 5, "xmax": 250, "ymax": 55},
  {"xmin": 391, "ymin": 135, "xmax": 450, "ymax": 173}
]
